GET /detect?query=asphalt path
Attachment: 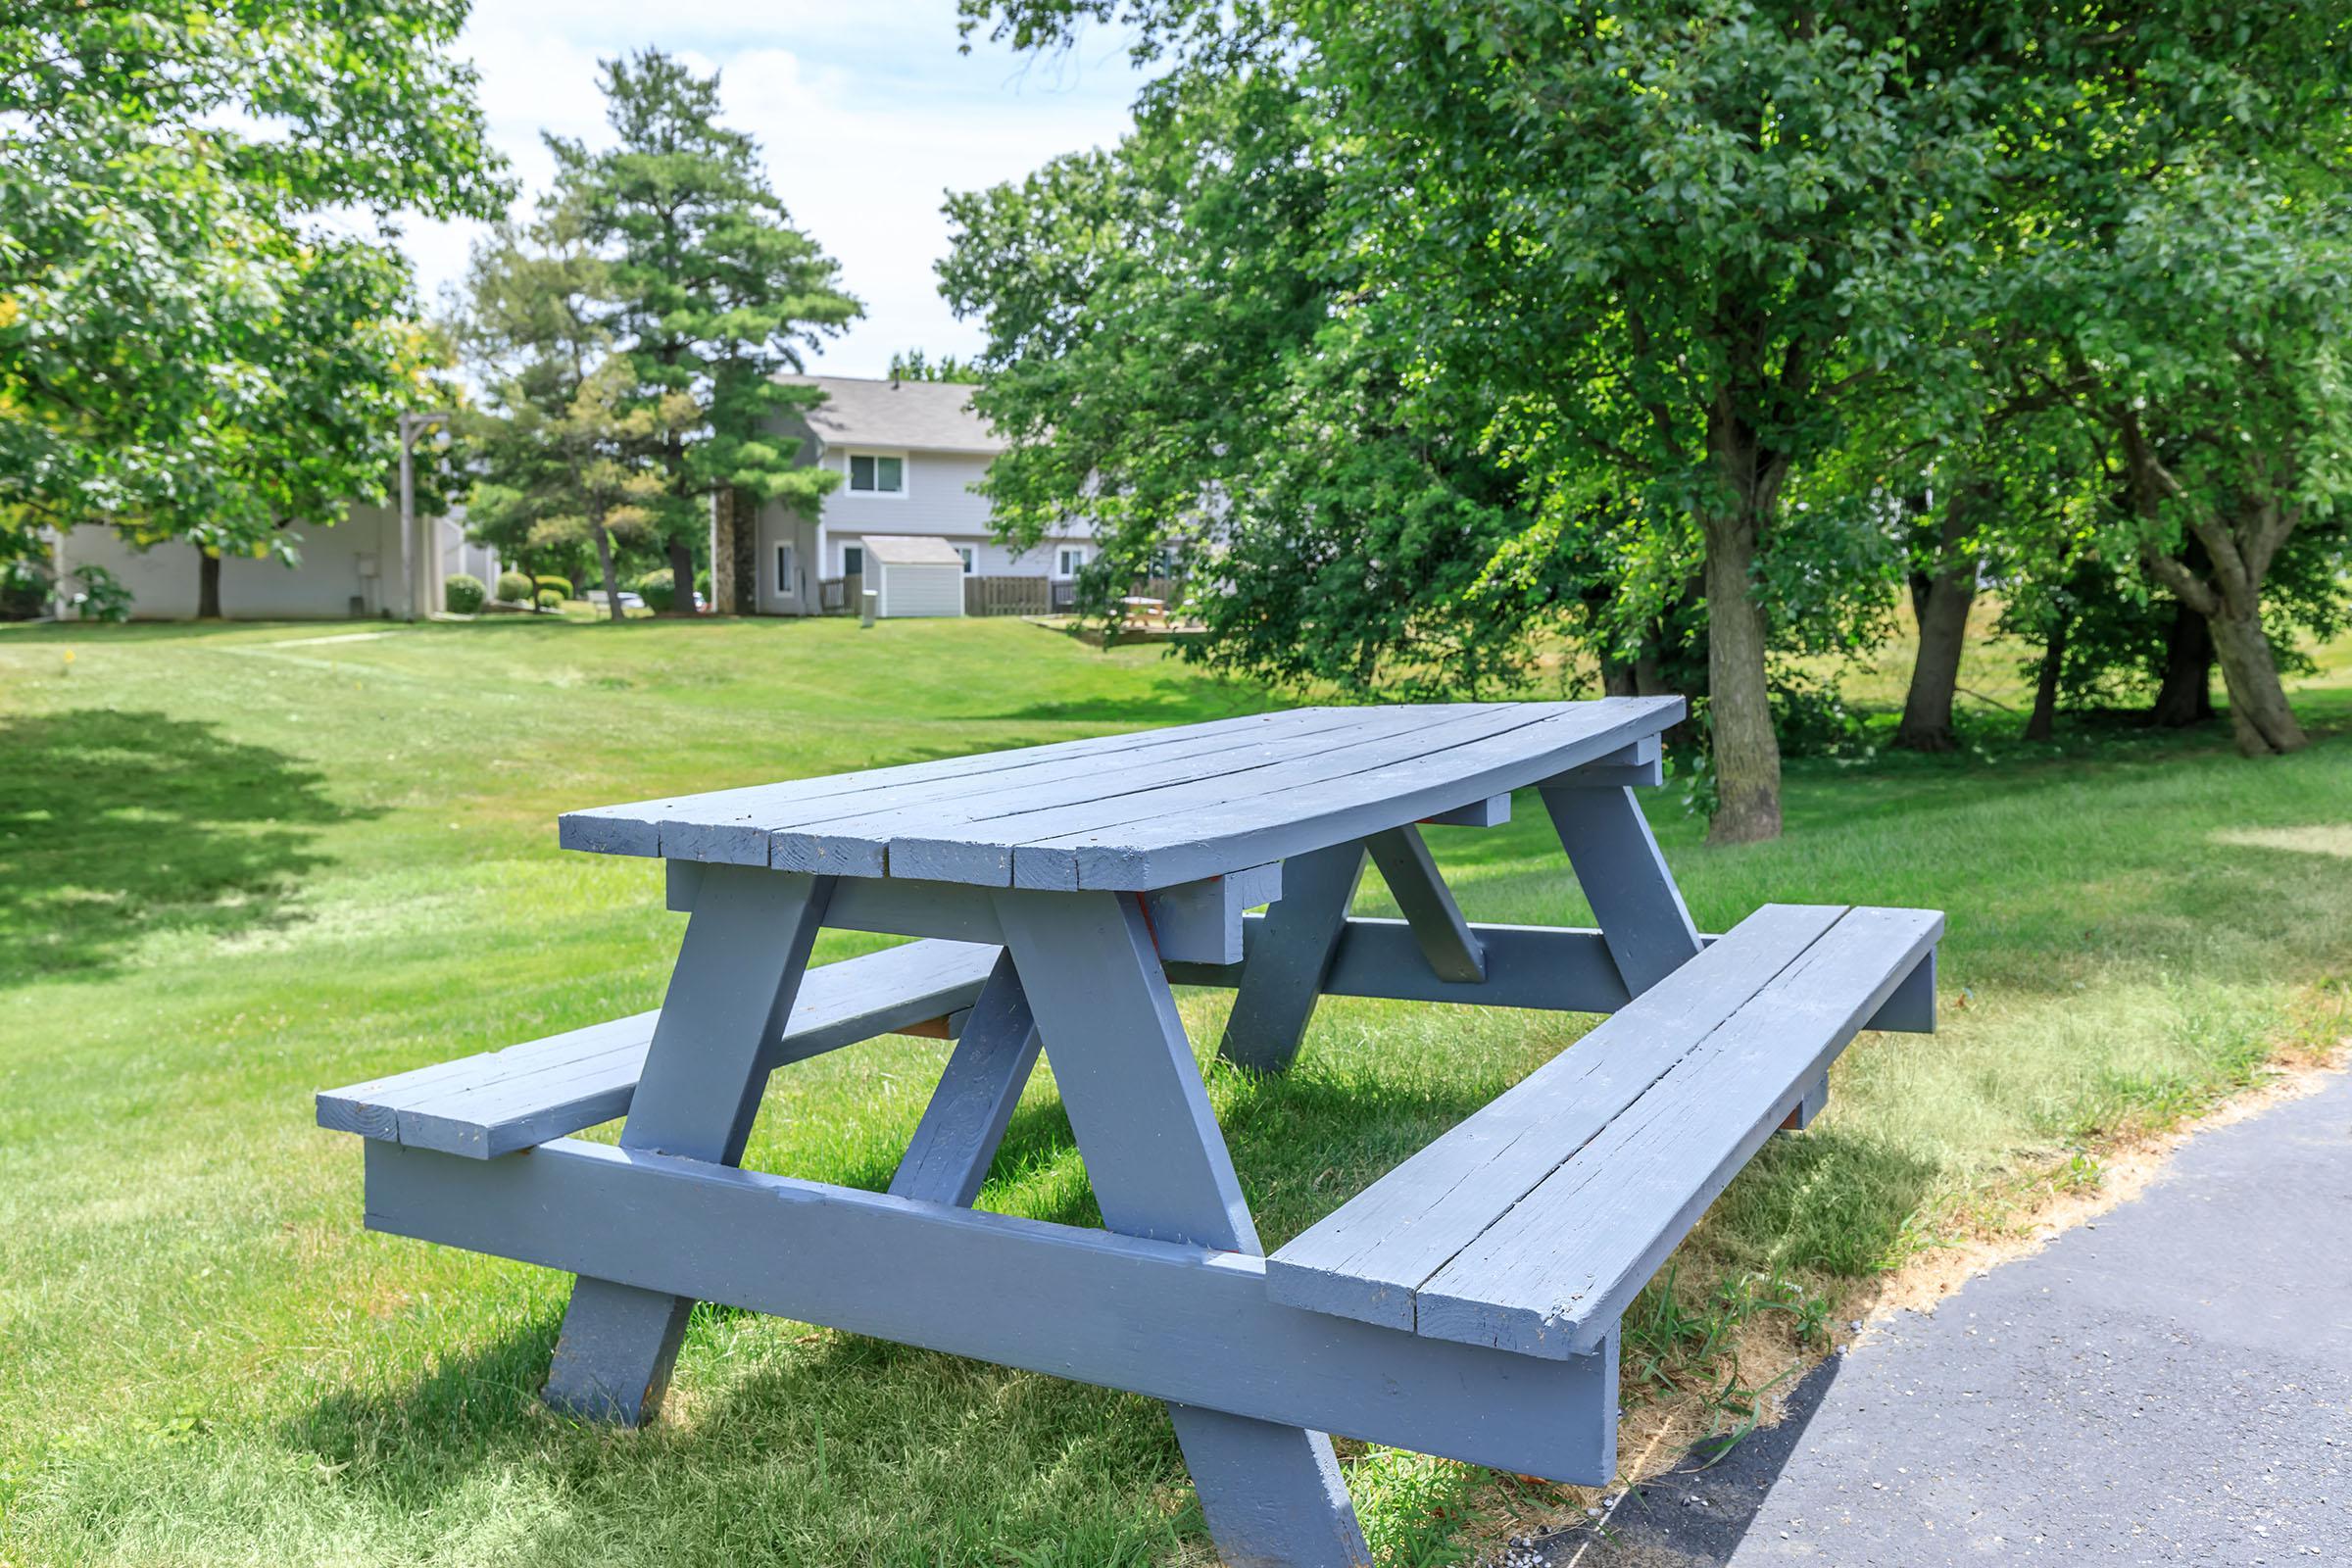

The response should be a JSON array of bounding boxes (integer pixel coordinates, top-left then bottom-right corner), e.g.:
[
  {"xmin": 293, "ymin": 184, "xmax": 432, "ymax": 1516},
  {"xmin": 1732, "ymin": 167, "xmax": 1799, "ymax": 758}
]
[{"xmin": 1515, "ymin": 1068, "xmax": 2352, "ymax": 1567}]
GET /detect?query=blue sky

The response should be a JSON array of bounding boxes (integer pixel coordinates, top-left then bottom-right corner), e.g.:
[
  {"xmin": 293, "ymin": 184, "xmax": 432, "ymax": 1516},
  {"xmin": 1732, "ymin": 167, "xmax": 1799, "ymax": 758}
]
[{"xmin": 399, "ymin": 0, "xmax": 1146, "ymax": 376}]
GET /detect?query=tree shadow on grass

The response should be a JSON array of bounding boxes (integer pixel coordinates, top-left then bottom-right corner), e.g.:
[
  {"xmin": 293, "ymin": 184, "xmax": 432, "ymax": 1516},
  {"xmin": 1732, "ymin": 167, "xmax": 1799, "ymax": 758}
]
[{"xmin": 0, "ymin": 709, "xmax": 365, "ymax": 980}]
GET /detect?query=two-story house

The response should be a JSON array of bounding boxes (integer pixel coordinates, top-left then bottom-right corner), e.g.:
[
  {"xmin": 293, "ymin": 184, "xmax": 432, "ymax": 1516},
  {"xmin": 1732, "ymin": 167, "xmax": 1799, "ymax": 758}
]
[{"xmin": 709, "ymin": 373, "xmax": 1096, "ymax": 616}]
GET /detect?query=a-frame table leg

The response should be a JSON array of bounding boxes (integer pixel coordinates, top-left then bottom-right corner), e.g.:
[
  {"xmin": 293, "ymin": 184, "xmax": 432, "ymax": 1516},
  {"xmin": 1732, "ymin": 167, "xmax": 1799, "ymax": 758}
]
[
  {"xmin": 1217, "ymin": 840, "xmax": 1366, "ymax": 1075},
  {"xmin": 543, "ymin": 863, "xmax": 835, "ymax": 1424},
  {"xmin": 889, "ymin": 951, "xmax": 1043, "ymax": 1207},
  {"xmin": 998, "ymin": 888, "xmax": 1373, "ymax": 1568},
  {"xmin": 1539, "ymin": 782, "xmax": 1703, "ymax": 996}
]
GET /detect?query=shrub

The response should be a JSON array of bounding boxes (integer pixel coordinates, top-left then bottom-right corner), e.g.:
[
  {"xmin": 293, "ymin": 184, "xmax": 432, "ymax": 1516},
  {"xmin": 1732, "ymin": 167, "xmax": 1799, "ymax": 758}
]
[
  {"xmin": 534, "ymin": 574, "xmax": 573, "ymax": 598},
  {"xmin": 444, "ymin": 573, "xmax": 486, "ymax": 614},
  {"xmin": 535, "ymin": 587, "xmax": 564, "ymax": 612},
  {"xmin": 636, "ymin": 568, "xmax": 675, "ymax": 612},
  {"xmin": 495, "ymin": 570, "xmax": 534, "ymax": 605}
]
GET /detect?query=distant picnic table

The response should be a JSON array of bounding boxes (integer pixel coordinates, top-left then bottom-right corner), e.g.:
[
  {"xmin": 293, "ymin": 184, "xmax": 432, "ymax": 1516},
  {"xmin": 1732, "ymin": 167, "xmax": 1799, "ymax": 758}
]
[{"xmin": 319, "ymin": 700, "xmax": 1940, "ymax": 1568}]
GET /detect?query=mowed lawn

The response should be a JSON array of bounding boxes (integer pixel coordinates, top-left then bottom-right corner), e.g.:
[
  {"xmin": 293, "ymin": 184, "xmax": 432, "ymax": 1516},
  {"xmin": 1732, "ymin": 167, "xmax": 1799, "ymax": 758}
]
[{"xmin": 3, "ymin": 613, "xmax": 2349, "ymax": 1568}]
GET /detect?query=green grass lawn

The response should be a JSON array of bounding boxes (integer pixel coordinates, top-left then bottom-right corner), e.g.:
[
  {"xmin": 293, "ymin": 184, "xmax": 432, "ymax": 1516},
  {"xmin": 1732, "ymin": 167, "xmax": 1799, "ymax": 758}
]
[{"xmin": 3, "ymin": 613, "xmax": 2348, "ymax": 1567}]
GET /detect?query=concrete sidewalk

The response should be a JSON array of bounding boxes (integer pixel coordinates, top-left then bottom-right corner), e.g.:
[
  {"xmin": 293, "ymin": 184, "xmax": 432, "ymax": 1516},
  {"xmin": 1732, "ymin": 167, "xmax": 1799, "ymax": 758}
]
[{"xmin": 1528, "ymin": 1068, "xmax": 2352, "ymax": 1567}]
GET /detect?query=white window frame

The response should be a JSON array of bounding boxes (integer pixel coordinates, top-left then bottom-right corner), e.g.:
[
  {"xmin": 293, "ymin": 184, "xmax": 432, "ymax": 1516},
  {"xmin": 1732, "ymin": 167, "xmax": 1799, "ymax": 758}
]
[
  {"xmin": 954, "ymin": 545, "xmax": 976, "ymax": 575},
  {"xmin": 774, "ymin": 543, "xmax": 797, "ymax": 601},
  {"xmin": 844, "ymin": 451, "xmax": 909, "ymax": 498},
  {"xmin": 1055, "ymin": 545, "xmax": 1090, "ymax": 578}
]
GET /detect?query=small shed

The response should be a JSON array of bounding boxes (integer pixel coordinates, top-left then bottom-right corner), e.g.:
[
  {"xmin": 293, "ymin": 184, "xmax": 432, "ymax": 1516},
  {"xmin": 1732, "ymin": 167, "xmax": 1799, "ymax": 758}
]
[{"xmin": 861, "ymin": 534, "xmax": 966, "ymax": 619}]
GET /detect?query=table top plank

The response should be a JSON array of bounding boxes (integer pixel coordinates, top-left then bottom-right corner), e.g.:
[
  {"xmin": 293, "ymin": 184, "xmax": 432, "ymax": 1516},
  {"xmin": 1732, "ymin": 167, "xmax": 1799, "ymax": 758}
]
[
  {"xmin": 768, "ymin": 706, "xmax": 1430, "ymax": 878},
  {"xmin": 1040, "ymin": 699, "xmax": 1680, "ymax": 891},
  {"xmin": 885, "ymin": 705, "xmax": 1550, "ymax": 887},
  {"xmin": 560, "ymin": 699, "xmax": 1686, "ymax": 891},
  {"xmin": 564, "ymin": 708, "xmax": 1352, "ymax": 861}
]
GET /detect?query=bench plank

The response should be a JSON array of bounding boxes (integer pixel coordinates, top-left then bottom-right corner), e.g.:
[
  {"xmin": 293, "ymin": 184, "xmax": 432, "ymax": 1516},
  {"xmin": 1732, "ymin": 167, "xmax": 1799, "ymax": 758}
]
[
  {"xmin": 317, "ymin": 938, "xmax": 1003, "ymax": 1157},
  {"xmin": 1264, "ymin": 905, "xmax": 1848, "ymax": 1331},
  {"xmin": 1415, "ymin": 906, "xmax": 1944, "ymax": 1357}
]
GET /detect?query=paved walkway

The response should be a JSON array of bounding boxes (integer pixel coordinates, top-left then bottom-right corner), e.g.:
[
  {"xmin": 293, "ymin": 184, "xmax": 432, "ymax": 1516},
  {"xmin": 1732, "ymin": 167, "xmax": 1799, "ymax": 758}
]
[{"xmin": 1532, "ymin": 1068, "xmax": 2352, "ymax": 1567}]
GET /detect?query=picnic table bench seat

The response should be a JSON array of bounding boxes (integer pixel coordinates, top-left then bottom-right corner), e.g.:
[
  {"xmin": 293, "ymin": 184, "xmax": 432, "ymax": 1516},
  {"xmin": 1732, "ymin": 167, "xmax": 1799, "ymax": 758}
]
[
  {"xmin": 317, "ymin": 938, "xmax": 1002, "ymax": 1158},
  {"xmin": 1265, "ymin": 903, "xmax": 1940, "ymax": 1358}
]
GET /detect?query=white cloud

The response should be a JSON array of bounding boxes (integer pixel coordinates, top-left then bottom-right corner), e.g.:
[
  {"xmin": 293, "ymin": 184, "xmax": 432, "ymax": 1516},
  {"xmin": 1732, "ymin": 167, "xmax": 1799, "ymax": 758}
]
[{"xmin": 401, "ymin": 0, "xmax": 1145, "ymax": 375}]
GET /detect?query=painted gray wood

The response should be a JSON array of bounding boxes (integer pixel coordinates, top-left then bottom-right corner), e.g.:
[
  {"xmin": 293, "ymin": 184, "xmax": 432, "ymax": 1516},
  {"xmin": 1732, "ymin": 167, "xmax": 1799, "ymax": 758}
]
[
  {"xmin": 1876, "ymin": 947, "xmax": 1937, "ymax": 1033},
  {"xmin": 1419, "ymin": 794, "xmax": 1509, "ymax": 828},
  {"xmin": 1215, "ymin": 841, "xmax": 1366, "ymax": 1075},
  {"xmin": 892, "ymin": 706, "xmax": 1544, "ymax": 889},
  {"xmin": 1140, "ymin": 862, "xmax": 1282, "ymax": 966},
  {"xmin": 1781, "ymin": 1074, "xmax": 1830, "ymax": 1132},
  {"xmin": 1415, "ymin": 906, "xmax": 1945, "ymax": 1358},
  {"xmin": 1038, "ymin": 699, "xmax": 1682, "ymax": 892},
  {"xmin": 363, "ymin": 1137, "xmax": 1618, "ymax": 1482},
  {"xmin": 1540, "ymin": 782, "xmax": 1703, "ymax": 996},
  {"xmin": 558, "ymin": 700, "xmax": 1688, "ymax": 897},
  {"xmin": 563, "ymin": 708, "xmax": 1363, "ymax": 860},
  {"xmin": 542, "ymin": 864, "xmax": 833, "ymax": 1424},
  {"xmin": 1363, "ymin": 825, "xmax": 1486, "ymax": 984},
  {"xmin": 1263, "ymin": 905, "xmax": 1849, "ymax": 1334},
  {"xmin": 771, "ymin": 708, "xmax": 1403, "ymax": 879},
  {"xmin": 1544, "ymin": 733, "xmax": 1663, "ymax": 790},
  {"xmin": 888, "ymin": 952, "xmax": 1042, "ymax": 1207},
  {"xmin": 995, "ymin": 889, "xmax": 1373, "ymax": 1563},
  {"xmin": 317, "ymin": 938, "xmax": 1002, "ymax": 1158}
]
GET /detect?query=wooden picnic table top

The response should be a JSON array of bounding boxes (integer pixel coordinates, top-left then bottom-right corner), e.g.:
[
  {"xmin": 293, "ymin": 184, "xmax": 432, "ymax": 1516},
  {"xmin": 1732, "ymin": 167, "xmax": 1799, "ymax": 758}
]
[{"xmin": 560, "ymin": 698, "xmax": 1683, "ymax": 893}]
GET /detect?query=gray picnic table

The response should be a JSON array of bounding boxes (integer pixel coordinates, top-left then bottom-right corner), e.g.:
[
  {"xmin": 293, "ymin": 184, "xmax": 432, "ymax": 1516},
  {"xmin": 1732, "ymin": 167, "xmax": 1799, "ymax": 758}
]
[{"xmin": 318, "ymin": 699, "xmax": 1940, "ymax": 1568}]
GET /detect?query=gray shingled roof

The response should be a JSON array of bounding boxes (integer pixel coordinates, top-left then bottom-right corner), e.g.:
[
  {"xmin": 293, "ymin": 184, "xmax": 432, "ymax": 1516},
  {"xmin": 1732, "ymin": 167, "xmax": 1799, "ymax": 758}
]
[{"xmin": 777, "ymin": 374, "xmax": 1005, "ymax": 455}]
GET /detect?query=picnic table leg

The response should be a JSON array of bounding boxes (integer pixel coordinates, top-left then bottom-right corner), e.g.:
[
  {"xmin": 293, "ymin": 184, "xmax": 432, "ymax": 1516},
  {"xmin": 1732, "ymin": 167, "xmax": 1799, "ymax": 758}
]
[
  {"xmin": 1539, "ymin": 782, "xmax": 1703, "ymax": 996},
  {"xmin": 542, "ymin": 863, "xmax": 836, "ymax": 1425},
  {"xmin": 998, "ymin": 888, "xmax": 1373, "ymax": 1568},
  {"xmin": 1217, "ymin": 840, "xmax": 1366, "ymax": 1075},
  {"xmin": 889, "ymin": 951, "xmax": 1042, "ymax": 1207}
]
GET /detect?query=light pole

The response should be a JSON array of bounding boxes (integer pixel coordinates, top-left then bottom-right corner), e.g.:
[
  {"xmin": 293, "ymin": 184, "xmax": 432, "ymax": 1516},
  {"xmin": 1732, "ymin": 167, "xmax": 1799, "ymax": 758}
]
[{"xmin": 398, "ymin": 410, "xmax": 452, "ymax": 620}]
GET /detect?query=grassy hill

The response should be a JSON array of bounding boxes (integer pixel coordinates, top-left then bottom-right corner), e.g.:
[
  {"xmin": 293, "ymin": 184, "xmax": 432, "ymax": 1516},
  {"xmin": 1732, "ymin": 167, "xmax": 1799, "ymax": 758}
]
[{"xmin": 3, "ymin": 612, "xmax": 2346, "ymax": 1566}]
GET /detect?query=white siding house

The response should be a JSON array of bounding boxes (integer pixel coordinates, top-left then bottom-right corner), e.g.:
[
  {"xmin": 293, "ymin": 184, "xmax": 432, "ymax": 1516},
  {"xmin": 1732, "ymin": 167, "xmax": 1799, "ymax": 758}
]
[
  {"xmin": 48, "ymin": 505, "xmax": 492, "ymax": 621},
  {"xmin": 711, "ymin": 373, "xmax": 1095, "ymax": 616}
]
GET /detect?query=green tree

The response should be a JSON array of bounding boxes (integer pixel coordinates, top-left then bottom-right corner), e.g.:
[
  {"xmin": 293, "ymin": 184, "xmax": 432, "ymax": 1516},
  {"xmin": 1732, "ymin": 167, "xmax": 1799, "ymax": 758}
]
[
  {"xmin": 886, "ymin": 349, "xmax": 981, "ymax": 384},
  {"xmin": 451, "ymin": 217, "xmax": 669, "ymax": 622},
  {"xmin": 549, "ymin": 50, "xmax": 859, "ymax": 613},
  {"xmin": 0, "ymin": 0, "xmax": 509, "ymax": 606}
]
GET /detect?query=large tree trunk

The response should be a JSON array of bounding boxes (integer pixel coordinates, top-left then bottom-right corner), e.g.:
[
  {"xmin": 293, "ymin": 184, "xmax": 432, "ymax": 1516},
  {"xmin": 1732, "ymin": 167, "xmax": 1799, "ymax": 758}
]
[
  {"xmin": 1699, "ymin": 511, "xmax": 1781, "ymax": 844},
  {"xmin": 2207, "ymin": 606, "xmax": 2307, "ymax": 755},
  {"xmin": 2023, "ymin": 613, "xmax": 2065, "ymax": 742},
  {"xmin": 663, "ymin": 537, "xmax": 697, "ymax": 616},
  {"xmin": 1700, "ymin": 397, "xmax": 1784, "ymax": 845},
  {"xmin": 2147, "ymin": 601, "xmax": 2216, "ymax": 727},
  {"xmin": 1892, "ymin": 488, "xmax": 1980, "ymax": 753},
  {"xmin": 197, "ymin": 552, "xmax": 222, "ymax": 619},
  {"xmin": 592, "ymin": 518, "xmax": 625, "ymax": 626}
]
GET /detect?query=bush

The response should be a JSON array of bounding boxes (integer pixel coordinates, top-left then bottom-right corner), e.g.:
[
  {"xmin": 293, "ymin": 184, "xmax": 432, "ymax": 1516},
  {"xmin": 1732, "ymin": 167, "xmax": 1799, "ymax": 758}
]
[
  {"xmin": 495, "ymin": 570, "xmax": 534, "ymax": 605},
  {"xmin": 444, "ymin": 573, "xmax": 486, "ymax": 614},
  {"xmin": 535, "ymin": 587, "xmax": 564, "ymax": 612},
  {"xmin": 534, "ymin": 574, "xmax": 573, "ymax": 598},
  {"xmin": 636, "ymin": 568, "xmax": 675, "ymax": 612}
]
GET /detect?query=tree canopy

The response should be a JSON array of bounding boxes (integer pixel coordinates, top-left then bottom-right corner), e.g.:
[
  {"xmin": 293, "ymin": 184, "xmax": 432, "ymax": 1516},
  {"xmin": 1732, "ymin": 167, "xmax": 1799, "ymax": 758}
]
[{"xmin": 1, "ymin": 0, "xmax": 510, "ymax": 603}]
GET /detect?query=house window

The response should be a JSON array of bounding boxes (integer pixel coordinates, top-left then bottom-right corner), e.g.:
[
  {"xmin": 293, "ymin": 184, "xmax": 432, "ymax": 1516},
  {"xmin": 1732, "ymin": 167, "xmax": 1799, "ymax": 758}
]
[
  {"xmin": 775, "ymin": 544, "xmax": 797, "ymax": 599},
  {"xmin": 1055, "ymin": 546, "xmax": 1089, "ymax": 577},
  {"xmin": 848, "ymin": 454, "xmax": 905, "ymax": 494},
  {"xmin": 842, "ymin": 544, "xmax": 864, "ymax": 577},
  {"xmin": 954, "ymin": 545, "xmax": 976, "ymax": 575}
]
